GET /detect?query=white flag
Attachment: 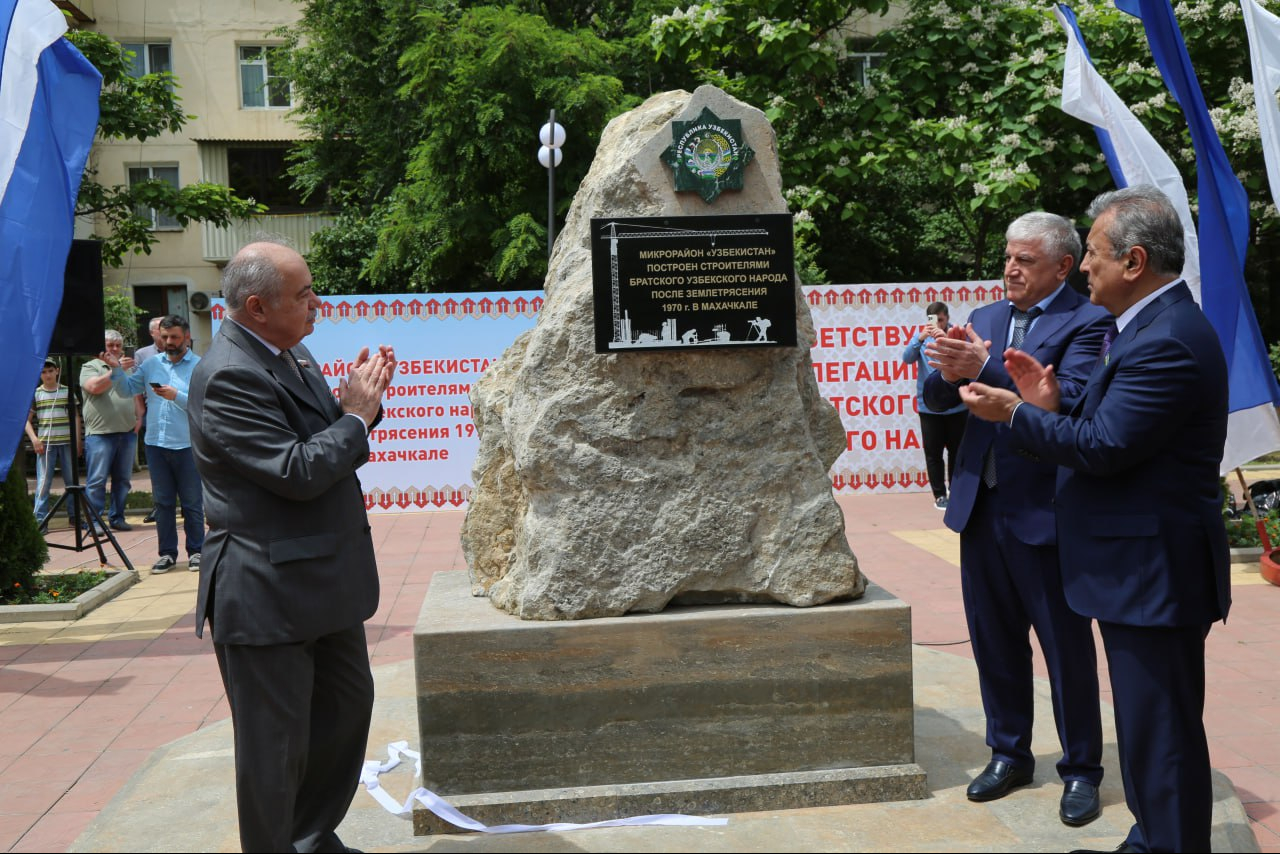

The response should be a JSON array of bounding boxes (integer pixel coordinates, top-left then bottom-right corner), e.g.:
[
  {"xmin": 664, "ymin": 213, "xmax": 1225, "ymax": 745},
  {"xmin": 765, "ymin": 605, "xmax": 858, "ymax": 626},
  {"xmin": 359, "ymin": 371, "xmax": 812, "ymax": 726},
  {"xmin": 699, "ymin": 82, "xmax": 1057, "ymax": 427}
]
[
  {"xmin": 1244, "ymin": 0, "xmax": 1280, "ymax": 214},
  {"xmin": 1054, "ymin": 5, "xmax": 1202, "ymax": 302}
]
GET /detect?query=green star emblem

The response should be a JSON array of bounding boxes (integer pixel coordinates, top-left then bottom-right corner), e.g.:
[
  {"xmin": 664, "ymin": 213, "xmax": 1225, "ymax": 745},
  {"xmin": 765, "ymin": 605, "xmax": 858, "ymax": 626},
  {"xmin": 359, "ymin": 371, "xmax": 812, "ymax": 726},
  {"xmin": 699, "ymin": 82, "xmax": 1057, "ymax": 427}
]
[{"xmin": 661, "ymin": 106, "xmax": 754, "ymax": 204}]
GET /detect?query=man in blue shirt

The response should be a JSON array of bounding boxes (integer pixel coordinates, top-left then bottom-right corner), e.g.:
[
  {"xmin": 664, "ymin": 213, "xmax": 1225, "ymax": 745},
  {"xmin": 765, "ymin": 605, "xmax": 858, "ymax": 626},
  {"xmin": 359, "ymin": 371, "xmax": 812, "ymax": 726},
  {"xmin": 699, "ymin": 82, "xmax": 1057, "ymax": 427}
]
[
  {"xmin": 106, "ymin": 315, "xmax": 205, "ymax": 574},
  {"xmin": 902, "ymin": 302, "xmax": 967, "ymax": 509}
]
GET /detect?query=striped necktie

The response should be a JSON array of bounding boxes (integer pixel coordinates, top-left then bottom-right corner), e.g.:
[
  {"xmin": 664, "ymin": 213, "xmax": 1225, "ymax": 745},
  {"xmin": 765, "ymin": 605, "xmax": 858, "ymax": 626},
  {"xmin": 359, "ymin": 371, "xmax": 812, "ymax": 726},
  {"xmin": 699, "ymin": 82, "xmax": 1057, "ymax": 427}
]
[
  {"xmin": 280, "ymin": 349, "xmax": 303, "ymax": 381},
  {"xmin": 981, "ymin": 306, "xmax": 1043, "ymax": 489}
]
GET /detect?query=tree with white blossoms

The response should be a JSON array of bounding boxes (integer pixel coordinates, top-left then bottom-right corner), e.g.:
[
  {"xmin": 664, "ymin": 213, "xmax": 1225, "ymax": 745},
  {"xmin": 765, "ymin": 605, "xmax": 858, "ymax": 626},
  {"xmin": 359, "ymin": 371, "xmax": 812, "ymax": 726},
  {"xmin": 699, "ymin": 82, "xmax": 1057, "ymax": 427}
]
[{"xmin": 652, "ymin": 0, "xmax": 1280, "ymax": 338}]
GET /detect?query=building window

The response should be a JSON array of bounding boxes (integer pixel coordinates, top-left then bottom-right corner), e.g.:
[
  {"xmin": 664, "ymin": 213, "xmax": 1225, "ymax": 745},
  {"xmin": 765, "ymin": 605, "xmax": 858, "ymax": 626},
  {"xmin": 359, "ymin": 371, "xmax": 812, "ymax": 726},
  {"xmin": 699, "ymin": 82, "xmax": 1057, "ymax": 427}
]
[
  {"xmin": 239, "ymin": 45, "xmax": 291, "ymax": 109},
  {"xmin": 122, "ymin": 42, "xmax": 172, "ymax": 78},
  {"xmin": 227, "ymin": 145, "xmax": 325, "ymax": 212},
  {"xmin": 128, "ymin": 165, "xmax": 181, "ymax": 230},
  {"xmin": 850, "ymin": 52, "xmax": 886, "ymax": 87}
]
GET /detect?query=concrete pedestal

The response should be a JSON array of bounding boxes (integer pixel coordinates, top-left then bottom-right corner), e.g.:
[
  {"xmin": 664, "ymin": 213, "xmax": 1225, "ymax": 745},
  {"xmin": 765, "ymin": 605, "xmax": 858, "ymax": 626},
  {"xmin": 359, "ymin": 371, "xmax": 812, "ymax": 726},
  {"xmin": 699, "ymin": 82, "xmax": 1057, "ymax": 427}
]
[{"xmin": 412, "ymin": 570, "xmax": 926, "ymax": 834}]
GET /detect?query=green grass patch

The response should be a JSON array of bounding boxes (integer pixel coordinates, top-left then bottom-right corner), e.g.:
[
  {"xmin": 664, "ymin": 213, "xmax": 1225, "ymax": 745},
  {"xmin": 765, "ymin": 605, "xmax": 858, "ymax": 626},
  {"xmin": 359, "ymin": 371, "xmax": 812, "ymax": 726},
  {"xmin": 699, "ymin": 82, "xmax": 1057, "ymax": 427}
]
[
  {"xmin": 1, "ymin": 570, "xmax": 109, "ymax": 605},
  {"xmin": 124, "ymin": 490, "xmax": 151, "ymax": 509}
]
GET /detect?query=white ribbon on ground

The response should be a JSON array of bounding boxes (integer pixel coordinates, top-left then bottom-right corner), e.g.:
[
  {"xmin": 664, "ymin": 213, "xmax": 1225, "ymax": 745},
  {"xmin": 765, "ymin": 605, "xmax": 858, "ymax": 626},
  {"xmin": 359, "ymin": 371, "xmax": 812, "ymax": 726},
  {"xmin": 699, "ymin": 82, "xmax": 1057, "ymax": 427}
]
[{"xmin": 361, "ymin": 740, "xmax": 730, "ymax": 834}]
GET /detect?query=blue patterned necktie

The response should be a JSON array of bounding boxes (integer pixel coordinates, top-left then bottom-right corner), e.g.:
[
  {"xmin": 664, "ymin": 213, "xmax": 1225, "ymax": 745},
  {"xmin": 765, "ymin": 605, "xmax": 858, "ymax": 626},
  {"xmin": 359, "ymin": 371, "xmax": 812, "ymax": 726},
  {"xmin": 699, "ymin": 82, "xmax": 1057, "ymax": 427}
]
[
  {"xmin": 982, "ymin": 306, "xmax": 1044, "ymax": 489},
  {"xmin": 1008, "ymin": 306, "xmax": 1042, "ymax": 350}
]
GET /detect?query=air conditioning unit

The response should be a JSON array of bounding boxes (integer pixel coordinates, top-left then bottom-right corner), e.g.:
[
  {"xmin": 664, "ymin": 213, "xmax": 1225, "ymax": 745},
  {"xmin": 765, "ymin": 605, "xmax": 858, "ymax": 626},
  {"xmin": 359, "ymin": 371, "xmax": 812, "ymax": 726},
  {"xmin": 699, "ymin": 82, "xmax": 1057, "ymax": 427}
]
[{"xmin": 189, "ymin": 291, "xmax": 213, "ymax": 312}]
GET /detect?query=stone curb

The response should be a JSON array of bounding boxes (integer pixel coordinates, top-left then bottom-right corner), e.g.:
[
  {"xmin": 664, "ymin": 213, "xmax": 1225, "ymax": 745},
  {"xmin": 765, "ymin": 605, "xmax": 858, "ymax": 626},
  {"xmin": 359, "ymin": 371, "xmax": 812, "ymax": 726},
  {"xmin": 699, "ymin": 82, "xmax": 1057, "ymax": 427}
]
[
  {"xmin": 1230, "ymin": 546, "xmax": 1264, "ymax": 564},
  {"xmin": 0, "ymin": 569, "xmax": 139, "ymax": 624}
]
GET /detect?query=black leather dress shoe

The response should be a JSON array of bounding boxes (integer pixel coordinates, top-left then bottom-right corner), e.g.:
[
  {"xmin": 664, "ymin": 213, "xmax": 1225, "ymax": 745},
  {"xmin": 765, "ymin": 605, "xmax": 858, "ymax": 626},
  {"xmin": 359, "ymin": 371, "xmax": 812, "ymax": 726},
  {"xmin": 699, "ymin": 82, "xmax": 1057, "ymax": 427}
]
[
  {"xmin": 1060, "ymin": 779, "xmax": 1101, "ymax": 826},
  {"xmin": 1069, "ymin": 845, "xmax": 1134, "ymax": 853},
  {"xmin": 966, "ymin": 759, "xmax": 1034, "ymax": 801}
]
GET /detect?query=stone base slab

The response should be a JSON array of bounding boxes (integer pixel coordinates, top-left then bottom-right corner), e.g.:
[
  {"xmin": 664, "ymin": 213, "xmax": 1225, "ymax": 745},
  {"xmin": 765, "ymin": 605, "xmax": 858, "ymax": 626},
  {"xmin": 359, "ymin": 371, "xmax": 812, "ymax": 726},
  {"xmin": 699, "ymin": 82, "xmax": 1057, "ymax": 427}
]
[
  {"xmin": 411, "ymin": 763, "xmax": 927, "ymax": 835},
  {"xmin": 413, "ymin": 570, "xmax": 923, "ymax": 834}
]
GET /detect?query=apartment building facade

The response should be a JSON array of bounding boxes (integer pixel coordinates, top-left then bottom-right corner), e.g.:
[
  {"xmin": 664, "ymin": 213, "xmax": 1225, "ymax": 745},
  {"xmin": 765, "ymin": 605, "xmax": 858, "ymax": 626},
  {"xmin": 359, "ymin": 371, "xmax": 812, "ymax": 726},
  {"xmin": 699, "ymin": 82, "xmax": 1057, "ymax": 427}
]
[{"xmin": 58, "ymin": 0, "xmax": 330, "ymax": 353}]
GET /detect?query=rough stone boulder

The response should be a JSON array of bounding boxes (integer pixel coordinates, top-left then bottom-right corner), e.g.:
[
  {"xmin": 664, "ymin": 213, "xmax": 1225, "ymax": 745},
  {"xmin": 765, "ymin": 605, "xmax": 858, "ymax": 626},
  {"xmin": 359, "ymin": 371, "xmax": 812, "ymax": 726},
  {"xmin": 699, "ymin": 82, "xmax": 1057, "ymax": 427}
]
[{"xmin": 461, "ymin": 85, "xmax": 864, "ymax": 619}]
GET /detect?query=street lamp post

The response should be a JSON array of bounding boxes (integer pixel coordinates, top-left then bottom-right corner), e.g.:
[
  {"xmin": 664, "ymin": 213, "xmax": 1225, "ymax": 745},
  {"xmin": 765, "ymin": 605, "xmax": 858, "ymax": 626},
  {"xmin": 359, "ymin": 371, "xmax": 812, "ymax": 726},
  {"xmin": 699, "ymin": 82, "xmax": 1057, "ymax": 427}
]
[{"xmin": 538, "ymin": 109, "xmax": 565, "ymax": 260}]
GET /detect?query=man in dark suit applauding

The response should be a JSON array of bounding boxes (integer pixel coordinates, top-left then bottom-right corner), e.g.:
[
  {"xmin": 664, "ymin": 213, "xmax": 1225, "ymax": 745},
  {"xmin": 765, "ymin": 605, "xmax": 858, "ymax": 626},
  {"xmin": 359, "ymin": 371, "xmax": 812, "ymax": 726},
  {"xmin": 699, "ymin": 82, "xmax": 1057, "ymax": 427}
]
[
  {"xmin": 924, "ymin": 212, "xmax": 1111, "ymax": 827},
  {"xmin": 960, "ymin": 185, "xmax": 1230, "ymax": 853},
  {"xmin": 187, "ymin": 240, "xmax": 396, "ymax": 853}
]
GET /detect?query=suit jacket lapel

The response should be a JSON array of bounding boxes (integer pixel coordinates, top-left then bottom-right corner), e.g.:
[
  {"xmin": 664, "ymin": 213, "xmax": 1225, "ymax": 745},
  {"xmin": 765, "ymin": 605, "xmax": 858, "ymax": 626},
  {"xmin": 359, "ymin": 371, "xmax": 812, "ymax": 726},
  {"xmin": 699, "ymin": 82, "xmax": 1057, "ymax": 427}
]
[
  {"xmin": 1106, "ymin": 281, "xmax": 1190, "ymax": 365},
  {"xmin": 989, "ymin": 302, "xmax": 1014, "ymax": 352},
  {"xmin": 220, "ymin": 322, "xmax": 331, "ymax": 419},
  {"xmin": 1019, "ymin": 286, "xmax": 1076, "ymax": 354},
  {"xmin": 292, "ymin": 343, "xmax": 342, "ymax": 421},
  {"xmin": 1077, "ymin": 281, "xmax": 1191, "ymax": 414}
]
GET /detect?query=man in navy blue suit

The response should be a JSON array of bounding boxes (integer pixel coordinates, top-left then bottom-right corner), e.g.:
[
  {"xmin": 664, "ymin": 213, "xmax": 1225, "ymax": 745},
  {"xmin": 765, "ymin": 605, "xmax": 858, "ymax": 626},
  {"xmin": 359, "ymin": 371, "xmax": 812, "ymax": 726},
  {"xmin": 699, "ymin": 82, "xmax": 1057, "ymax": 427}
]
[
  {"xmin": 924, "ymin": 212, "xmax": 1111, "ymax": 827},
  {"xmin": 961, "ymin": 185, "xmax": 1230, "ymax": 853}
]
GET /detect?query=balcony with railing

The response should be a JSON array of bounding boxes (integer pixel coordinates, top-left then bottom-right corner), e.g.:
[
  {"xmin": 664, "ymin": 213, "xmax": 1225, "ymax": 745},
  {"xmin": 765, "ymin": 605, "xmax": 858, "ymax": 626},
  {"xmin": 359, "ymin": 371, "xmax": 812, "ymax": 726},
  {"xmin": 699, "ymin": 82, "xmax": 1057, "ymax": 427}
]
[{"xmin": 202, "ymin": 212, "xmax": 336, "ymax": 263}]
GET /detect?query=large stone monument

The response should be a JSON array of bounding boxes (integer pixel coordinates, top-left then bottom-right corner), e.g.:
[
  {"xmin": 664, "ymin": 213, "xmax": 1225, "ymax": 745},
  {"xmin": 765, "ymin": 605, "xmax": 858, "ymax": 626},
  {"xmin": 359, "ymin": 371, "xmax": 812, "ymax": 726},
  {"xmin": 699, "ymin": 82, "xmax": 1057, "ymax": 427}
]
[
  {"xmin": 413, "ymin": 86, "xmax": 923, "ymax": 834},
  {"xmin": 461, "ymin": 84, "xmax": 864, "ymax": 620}
]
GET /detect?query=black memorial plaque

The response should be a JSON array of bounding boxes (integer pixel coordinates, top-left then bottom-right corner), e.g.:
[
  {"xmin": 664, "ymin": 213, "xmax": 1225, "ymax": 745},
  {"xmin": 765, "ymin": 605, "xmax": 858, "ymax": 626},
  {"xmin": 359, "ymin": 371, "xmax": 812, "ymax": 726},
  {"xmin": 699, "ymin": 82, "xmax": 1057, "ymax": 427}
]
[{"xmin": 590, "ymin": 214, "xmax": 796, "ymax": 353}]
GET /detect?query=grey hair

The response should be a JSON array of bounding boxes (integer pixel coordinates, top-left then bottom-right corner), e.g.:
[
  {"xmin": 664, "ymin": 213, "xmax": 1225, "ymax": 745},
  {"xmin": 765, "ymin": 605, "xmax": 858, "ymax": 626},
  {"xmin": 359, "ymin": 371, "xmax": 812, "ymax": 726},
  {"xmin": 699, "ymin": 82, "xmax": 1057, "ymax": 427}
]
[
  {"xmin": 149, "ymin": 316, "xmax": 163, "ymax": 330},
  {"xmin": 222, "ymin": 236, "xmax": 295, "ymax": 313},
  {"xmin": 104, "ymin": 329, "xmax": 123, "ymax": 344},
  {"xmin": 1006, "ymin": 211, "xmax": 1082, "ymax": 266},
  {"xmin": 1086, "ymin": 185, "xmax": 1184, "ymax": 276}
]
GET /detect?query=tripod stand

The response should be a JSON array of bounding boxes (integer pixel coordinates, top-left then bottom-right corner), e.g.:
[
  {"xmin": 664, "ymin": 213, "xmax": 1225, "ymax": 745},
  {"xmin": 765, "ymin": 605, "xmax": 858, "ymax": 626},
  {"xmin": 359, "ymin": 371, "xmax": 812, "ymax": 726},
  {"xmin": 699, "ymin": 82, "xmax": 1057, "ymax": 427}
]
[{"xmin": 36, "ymin": 355, "xmax": 137, "ymax": 574}]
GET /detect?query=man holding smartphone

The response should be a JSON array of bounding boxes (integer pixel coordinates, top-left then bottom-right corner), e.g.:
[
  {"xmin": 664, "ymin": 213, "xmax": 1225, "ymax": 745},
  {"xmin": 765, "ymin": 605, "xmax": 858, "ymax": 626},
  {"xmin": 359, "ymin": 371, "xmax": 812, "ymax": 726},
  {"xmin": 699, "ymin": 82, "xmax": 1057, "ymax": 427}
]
[
  {"xmin": 902, "ymin": 302, "xmax": 967, "ymax": 509},
  {"xmin": 105, "ymin": 314, "xmax": 205, "ymax": 574}
]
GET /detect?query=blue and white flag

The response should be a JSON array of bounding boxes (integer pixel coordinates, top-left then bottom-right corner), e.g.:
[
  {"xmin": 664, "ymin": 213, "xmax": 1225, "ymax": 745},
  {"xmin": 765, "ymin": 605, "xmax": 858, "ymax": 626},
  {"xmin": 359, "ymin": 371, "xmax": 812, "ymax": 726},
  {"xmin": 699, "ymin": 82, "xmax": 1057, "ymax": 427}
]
[
  {"xmin": 1243, "ymin": 0, "xmax": 1280, "ymax": 214},
  {"xmin": 0, "ymin": 0, "xmax": 101, "ymax": 481},
  {"xmin": 1118, "ymin": 0, "xmax": 1280, "ymax": 473},
  {"xmin": 1055, "ymin": 4, "xmax": 1200, "ymax": 300}
]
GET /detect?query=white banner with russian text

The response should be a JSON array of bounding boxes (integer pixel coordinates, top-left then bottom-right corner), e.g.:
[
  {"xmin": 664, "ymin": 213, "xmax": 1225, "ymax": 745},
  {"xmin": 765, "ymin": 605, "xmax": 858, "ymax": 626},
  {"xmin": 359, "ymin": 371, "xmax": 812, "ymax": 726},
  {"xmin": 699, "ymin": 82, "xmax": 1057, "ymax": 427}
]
[{"xmin": 213, "ymin": 281, "xmax": 1002, "ymax": 511}]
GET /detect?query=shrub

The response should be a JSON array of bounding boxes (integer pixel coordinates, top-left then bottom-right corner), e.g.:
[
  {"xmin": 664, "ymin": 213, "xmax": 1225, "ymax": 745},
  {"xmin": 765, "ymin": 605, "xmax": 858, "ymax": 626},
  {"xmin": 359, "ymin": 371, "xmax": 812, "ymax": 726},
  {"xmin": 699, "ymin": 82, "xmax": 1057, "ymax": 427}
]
[
  {"xmin": 1224, "ymin": 513, "xmax": 1280, "ymax": 549},
  {"xmin": 0, "ymin": 456, "xmax": 47, "ymax": 590}
]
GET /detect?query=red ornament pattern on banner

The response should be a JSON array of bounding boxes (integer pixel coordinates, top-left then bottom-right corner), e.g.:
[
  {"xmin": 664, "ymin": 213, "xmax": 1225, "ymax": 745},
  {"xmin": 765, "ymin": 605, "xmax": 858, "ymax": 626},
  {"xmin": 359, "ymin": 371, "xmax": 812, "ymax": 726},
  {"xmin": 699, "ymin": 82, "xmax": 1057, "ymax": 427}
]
[
  {"xmin": 363, "ymin": 485, "xmax": 473, "ymax": 510},
  {"xmin": 235, "ymin": 298, "xmax": 549, "ymax": 324},
  {"xmin": 830, "ymin": 469, "xmax": 929, "ymax": 492}
]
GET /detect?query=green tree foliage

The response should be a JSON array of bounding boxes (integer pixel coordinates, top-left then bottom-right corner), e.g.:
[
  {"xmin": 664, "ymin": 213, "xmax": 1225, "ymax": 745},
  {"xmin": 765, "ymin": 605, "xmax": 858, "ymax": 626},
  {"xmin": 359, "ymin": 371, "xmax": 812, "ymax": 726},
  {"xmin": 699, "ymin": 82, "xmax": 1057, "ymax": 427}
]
[
  {"xmin": 65, "ymin": 30, "xmax": 264, "ymax": 267},
  {"xmin": 283, "ymin": 1, "xmax": 676, "ymax": 293},
  {"xmin": 276, "ymin": 0, "xmax": 427, "ymax": 211},
  {"xmin": 283, "ymin": 0, "xmax": 1280, "ymax": 345},
  {"xmin": 368, "ymin": 6, "xmax": 628, "ymax": 291},
  {"xmin": 653, "ymin": 0, "xmax": 1279, "ymax": 301},
  {"xmin": 0, "ymin": 456, "xmax": 47, "ymax": 591},
  {"xmin": 103, "ymin": 286, "xmax": 145, "ymax": 347}
]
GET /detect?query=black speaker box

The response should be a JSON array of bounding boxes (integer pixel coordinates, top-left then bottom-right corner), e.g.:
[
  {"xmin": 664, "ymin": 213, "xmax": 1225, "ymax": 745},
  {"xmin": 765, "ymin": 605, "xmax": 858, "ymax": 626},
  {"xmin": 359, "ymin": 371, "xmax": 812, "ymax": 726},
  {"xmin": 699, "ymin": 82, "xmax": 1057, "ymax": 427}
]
[{"xmin": 48, "ymin": 239, "xmax": 105, "ymax": 356}]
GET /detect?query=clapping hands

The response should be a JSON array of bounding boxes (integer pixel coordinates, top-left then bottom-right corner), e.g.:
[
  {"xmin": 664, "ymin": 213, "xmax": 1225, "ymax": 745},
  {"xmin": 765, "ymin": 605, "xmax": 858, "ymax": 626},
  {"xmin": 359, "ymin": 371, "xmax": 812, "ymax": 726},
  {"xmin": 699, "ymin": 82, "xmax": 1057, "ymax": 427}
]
[{"xmin": 338, "ymin": 345, "xmax": 396, "ymax": 425}]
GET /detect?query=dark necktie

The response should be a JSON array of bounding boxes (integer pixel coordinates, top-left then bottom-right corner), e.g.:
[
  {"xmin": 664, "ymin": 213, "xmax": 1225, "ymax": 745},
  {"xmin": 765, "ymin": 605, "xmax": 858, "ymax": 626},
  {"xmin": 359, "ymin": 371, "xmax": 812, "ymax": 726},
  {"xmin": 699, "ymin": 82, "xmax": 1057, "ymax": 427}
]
[
  {"xmin": 280, "ymin": 348, "xmax": 303, "ymax": 381},
  {"xmin": 982, "ymin": 306, "xmax": 1044, "ymax": 489},
  {"xmin": 1100, "ymin": 321, "xmax": 1118, "ymax": 365},
  {"xmin": 1008, "ymin": 306, "xmax": 1042, "ymax": 350}
]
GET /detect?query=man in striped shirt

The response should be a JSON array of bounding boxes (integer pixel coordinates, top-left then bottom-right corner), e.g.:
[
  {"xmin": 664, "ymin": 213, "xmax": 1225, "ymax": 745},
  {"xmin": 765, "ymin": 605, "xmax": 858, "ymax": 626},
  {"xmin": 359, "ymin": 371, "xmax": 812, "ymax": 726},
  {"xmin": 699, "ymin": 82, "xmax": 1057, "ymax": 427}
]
[{"xmin": 25, "ymin": 359, "xmax": 78, "ymax": 527}]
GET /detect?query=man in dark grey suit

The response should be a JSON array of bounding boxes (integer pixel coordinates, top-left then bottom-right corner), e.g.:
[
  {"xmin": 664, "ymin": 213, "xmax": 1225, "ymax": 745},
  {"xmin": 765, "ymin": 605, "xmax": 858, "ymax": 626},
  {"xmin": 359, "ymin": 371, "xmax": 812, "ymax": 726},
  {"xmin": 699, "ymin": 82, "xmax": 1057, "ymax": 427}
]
[{"xmin": 187, "ymin": 240, "xmax": 395, "ymax": 853}]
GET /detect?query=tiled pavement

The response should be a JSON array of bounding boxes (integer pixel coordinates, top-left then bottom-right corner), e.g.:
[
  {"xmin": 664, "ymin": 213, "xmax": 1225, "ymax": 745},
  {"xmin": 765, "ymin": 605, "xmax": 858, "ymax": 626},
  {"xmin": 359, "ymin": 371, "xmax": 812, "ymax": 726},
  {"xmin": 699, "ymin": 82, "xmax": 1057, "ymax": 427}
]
[{"xmin": 2, "ymin": 480, "xmax": 1279, "ymax": 852}]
